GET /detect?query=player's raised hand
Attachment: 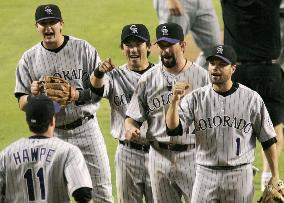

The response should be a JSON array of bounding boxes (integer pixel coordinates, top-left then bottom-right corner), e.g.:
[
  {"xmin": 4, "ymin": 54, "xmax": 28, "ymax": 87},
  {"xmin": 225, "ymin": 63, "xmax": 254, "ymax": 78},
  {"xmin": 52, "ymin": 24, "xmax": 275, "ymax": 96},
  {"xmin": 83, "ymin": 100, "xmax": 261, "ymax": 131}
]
[
  {"xmin": 98, "ymin": 58, "xmax": 115, "ymax": 73},
  {"xmin": 171, "ymin": 81, "xmax": 190, "ymax": 102},
  {"xmin": 167, "ymin": 0, "xmax": 183, "ymax": 16},
  {"xmin": 31, "ymin": 81, "xmax": 42, "ymax": 96},
  {"xmin": 125, "ymin": 126, "xmax": 140, "ymax": 141}
]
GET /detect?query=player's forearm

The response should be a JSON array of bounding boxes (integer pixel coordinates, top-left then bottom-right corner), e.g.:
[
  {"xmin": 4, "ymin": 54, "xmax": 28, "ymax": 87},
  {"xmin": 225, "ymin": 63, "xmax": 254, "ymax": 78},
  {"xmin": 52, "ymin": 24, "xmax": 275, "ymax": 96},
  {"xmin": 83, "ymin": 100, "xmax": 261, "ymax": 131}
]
[
  {"xmin": 166, "ymin": 100, "xmax": 180, "ymax": 129},
  {"xmin": 264, "ymin": 143, "xmax": 279, "ymax": 178},
  {"xmin": 125, "ymin": 117, "xmax": 140, "ymax": 129},
  {"xmin": 18, "ymin": 95, "xmax": 29, "ymax": 111}
]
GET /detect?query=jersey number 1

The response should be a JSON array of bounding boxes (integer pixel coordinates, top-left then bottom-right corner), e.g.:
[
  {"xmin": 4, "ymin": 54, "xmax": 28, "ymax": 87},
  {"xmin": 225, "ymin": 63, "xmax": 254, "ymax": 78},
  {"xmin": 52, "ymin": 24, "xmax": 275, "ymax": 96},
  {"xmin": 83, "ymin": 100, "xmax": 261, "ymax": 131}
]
[
  {"xmin": 236, "ymin": 138, "xmax": 240, "ymax": 156},
  {"xmin": 24, "ymin": 168, "xmax": 46, "ymax": 201}
]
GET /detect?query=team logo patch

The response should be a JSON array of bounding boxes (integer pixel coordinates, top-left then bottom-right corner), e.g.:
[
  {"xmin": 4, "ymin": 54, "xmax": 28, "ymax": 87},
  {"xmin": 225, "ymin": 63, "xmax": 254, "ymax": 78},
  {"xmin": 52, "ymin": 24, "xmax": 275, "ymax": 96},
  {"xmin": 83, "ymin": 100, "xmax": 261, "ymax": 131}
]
[
  {"xmin": 44, "ymin": 6, "xmax": 53, "ymax": 15},
  {"xmin": 161, "ymin": 26, "xmax": 168, "ymax": 36},
  {"xmin": 130, "ymin": 25, "xmax": 138, "ymax": 34},
  {"xmin": 216, "ymin": 46, "xmax": 223, "ymax": 54}
]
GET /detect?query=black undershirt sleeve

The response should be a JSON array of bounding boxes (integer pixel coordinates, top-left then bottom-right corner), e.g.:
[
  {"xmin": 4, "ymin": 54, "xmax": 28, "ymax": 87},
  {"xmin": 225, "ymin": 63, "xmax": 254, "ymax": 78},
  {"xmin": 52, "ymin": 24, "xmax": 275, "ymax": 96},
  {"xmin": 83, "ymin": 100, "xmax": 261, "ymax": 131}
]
[
  {"xmin": 261, "ymin": 137, "xmax": 277, "ymax": 150},
  {"xmin": 166, "ymin": 120, "xmax": 183, "ymax": 136},
  {"xmin": 72, "ymin": 187, "xmax": 92, "ymax": 203}
]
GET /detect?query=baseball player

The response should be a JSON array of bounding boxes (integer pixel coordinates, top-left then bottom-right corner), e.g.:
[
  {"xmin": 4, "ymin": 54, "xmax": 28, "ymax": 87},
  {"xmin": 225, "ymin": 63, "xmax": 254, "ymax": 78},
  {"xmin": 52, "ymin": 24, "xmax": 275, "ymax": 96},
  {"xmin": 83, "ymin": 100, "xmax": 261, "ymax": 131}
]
[
  {"xmin": 166, "ymin": 45, "xmax": 281, "ymax": 203},
  {"xmin": 89, "ymin": 24, "xmax": 154, "ymax": 203},
  {"xmin": 220, "ymin": 0, "xmax": 284, "ymax": 192},
  {"xmin": 0, "ymin": 95, "xmax": 93, "ymax": 203},
  {"xmin": 14, "ymin": 4, "xmax": 113, "ymax": 202},
  {"xmin": 125, "ymin": 23, "xmax": 209, "ymax": 203},
  {"xmin": 153, "ymin": 0, "xmax": 221, "ymax": 68}
]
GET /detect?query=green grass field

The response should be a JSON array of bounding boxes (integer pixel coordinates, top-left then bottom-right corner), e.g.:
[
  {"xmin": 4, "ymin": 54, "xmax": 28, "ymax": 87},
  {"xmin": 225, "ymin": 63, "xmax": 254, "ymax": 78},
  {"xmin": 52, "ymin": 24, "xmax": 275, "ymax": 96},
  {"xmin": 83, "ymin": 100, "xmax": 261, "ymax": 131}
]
[{"xmin": 0, "ymin": 1, "xmax": 283, "ymax": 202}]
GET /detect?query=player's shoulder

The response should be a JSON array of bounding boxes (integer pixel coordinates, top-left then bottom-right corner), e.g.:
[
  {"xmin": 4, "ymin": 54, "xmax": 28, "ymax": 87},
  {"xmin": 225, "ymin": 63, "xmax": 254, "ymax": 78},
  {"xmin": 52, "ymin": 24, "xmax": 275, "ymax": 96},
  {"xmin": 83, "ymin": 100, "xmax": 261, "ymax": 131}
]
[
  {"xmin": 0, "ymin": 137, "xmax": 27, "ymax": 155},
  {"xmin": 192, "ymin": 83, "xmax": 211, "ymax": 95},
  {"xmin": 237, "ymin": 83, "xmax": 262, "ymax": 98},
  {"xmin": 190, "ymin": 62, "xmax": 208, "ymax": 74},
  {"xmin": 21, "ymin": 42, "xmax": 42, "ymax": 58},
  {"xmin": 68, "ymin": 36, "xmax": 97, "ymax": 49},
  {"xmin": 138, "ymin": 63, "xmax": 161, "ymax": 81}
]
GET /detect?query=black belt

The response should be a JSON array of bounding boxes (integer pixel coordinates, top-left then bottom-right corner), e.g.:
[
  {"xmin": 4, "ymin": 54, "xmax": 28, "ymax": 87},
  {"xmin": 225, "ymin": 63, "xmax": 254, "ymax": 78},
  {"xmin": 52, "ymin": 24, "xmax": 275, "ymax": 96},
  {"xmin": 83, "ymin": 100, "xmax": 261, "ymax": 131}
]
[
  {"xmin": 157, "ymin": 142, "xmax": 194, "ymax": 152},
  {"xmin": 280, "ymin": 12, "xmax": 284, "ymax": 18},
  {"xmin": 119, "ymin": 140, "xmax": 150, "ymax": 152},
  {"xmin": 56, "ymin": 114, "xmax": 94, "ymax": 130},
  {"xmin": 201, "ymin": 163, "xmax": 248, "ymax": 170},
  {"xmin": 236, "ymin": 59, "xmax": 278, "ymax": 66}
]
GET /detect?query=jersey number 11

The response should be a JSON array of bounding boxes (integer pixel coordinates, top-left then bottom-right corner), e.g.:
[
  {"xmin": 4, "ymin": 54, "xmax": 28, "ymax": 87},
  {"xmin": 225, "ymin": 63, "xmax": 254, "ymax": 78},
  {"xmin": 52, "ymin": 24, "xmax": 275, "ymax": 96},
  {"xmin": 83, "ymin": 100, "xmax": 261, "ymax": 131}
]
[{"xmin": 24, "ymin": 168, "xmax": 46, "ymax": 201}]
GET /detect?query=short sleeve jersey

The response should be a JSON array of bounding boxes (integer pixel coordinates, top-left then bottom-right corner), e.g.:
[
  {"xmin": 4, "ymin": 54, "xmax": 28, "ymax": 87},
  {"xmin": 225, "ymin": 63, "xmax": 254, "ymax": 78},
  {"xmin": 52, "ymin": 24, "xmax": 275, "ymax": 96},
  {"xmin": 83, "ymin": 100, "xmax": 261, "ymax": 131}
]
[
  {"xmin": 0, "ymin": 137, "xmax": 92, "ymax": 203},
  {"xmin": 179, "ymin": 83, "xmax": 276, "ymax": 166},
  {"xmin": 126, "ymin": 62, "xmax": 209, "ymax": 144},
  {"xmin": 15, "ymin": 36, "xmax": 101, "ymax": 126}
]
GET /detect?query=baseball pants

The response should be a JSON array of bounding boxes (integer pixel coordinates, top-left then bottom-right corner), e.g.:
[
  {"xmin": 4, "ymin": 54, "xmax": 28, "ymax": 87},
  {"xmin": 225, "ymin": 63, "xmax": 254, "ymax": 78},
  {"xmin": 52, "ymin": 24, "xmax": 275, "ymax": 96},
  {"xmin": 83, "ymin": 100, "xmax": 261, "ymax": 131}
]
[
  {"xmin": 149, "ymin": 144, "xmax": 196, "ymax": 203},
  {"xmin": 115, "ymin": 143, "xmax": 153, "ymax": 203},
  {"xmin": 191, "ymin": 164, "xmax": 254, "ymax": 203},
  {"xmin": 55, "ymin": 117, "xmax": 114, "ymax": 203}
]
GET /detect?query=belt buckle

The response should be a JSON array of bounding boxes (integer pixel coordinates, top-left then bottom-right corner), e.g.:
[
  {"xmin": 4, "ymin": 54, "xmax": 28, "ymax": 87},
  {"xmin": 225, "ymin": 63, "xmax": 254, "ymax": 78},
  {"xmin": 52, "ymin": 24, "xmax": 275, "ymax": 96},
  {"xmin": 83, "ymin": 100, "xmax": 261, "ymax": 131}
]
[
  {"xmin": 168, "ymin": 143, "xmax": 174, "ymax": 150},
  {"xmin": 141, "ymin": 144, "xmax": 148, "ymax": 152}
]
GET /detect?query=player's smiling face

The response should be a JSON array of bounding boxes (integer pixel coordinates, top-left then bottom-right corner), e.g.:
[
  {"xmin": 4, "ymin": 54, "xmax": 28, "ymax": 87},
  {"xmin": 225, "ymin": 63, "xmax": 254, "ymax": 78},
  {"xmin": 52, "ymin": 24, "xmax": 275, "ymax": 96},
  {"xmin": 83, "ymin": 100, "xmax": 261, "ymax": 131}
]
[
  {"xmin": 208, "ymin": 57, "xmax": 236, "ymax": 89},
  {"xmin": 157, "ymin": 41, "xmax": 185, "ymax": 68},
  {"xmin": 36, "ymin": 19, "xmax": 64, "ymax": 49},
  {"xmin": 122, "ymin": 37, "xmax": 150, "ymax": 70}
]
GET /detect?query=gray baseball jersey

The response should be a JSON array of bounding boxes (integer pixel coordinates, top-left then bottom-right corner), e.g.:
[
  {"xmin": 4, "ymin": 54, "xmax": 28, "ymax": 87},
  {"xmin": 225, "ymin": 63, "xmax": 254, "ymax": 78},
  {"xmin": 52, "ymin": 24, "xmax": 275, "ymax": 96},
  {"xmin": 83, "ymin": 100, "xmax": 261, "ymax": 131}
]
[
  {"xmin": 178, "ymin": 83, "xmax": 276, "ymax": 203},
  {"xmin": 126, "ymin": 62, "xmax": 209, "ymax": 202},
  {"xmin": 126, "ymin": 62, "xmax": 209, "ymax": 144},
  {"xmin": 153, "ymin": 0, "xmax": 221, "ymax": 68},
  {"xmin": 14, "ymin": 36, "xmax": 113, "ymax": 202},
  {"xmin": 103, "ymin": 64, "xmax": 153, "ymax": 202},
  {"xmin": 103, "ymin": 64, "xmax": 149, "ymax": 144},
  {"xmin": 0, "ymin": 136, "xmax": 92, "ymax": 203},
  {"xmin": 180, "ymin": 83, "xmax": 276, "ymax": 166}
]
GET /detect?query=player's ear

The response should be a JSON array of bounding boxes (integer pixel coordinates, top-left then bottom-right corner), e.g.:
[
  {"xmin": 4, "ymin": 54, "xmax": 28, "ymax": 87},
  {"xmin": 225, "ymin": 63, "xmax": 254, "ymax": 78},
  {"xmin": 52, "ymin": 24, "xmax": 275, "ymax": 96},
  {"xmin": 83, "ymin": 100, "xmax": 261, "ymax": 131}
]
[
  {"xmin": 50, "ymin": 116, "xmax": 56, "ymax": 128},
  {"xmin": 231, "ymin": 64, "xmax": 236, "ymax": 74},
  {"xmin": 180, "ymin": 41, "xmax": 186, "ymax": 53}
]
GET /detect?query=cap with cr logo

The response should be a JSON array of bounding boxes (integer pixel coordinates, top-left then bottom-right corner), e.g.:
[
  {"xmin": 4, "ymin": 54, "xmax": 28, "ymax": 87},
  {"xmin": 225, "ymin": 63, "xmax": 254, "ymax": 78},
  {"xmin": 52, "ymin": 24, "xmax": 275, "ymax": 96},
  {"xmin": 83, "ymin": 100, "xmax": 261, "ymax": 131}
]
[
  {"xmin": 121, "ymin": 24, "xmax": 150, "ymax": 43},
  {"xmin": 35, "ymin": 4, "xmax": 62, "ymax": 23},
  {"xmin": 206, "ymin": 45, "xmax": 237, "ymax": 64},
  {"xmin": 156, "ymin": 23, "xmax": 184, "ymax": 44}
]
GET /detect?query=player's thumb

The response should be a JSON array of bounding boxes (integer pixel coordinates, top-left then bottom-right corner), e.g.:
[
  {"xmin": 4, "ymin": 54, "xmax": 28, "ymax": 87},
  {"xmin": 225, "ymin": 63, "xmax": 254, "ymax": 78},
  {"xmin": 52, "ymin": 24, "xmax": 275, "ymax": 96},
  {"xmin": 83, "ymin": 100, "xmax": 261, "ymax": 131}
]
[{"xmin": 107, "ymin": 57, "xmax": 115, "ymax": 68}]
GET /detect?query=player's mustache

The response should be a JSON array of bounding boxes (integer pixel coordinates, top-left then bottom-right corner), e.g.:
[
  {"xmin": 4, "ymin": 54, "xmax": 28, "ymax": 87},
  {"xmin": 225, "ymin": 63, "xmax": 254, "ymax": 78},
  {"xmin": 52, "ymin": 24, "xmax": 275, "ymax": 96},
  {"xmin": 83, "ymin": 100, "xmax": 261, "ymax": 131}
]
[{"xmin": 162, "ymin": 54, "xmax": 173, "ymax": 59}]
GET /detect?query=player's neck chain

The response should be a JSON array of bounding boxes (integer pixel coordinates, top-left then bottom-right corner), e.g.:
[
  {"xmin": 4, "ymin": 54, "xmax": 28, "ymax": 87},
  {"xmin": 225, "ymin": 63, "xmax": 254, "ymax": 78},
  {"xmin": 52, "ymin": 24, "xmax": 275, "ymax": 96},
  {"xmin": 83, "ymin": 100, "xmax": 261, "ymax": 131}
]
[
  {"xmin": 177, "ymin": 59, "xmax": 188, "ymax": 75},
  {"xmin": 162, "ymin": 59, "xmax": 188, "ymax": 91}
]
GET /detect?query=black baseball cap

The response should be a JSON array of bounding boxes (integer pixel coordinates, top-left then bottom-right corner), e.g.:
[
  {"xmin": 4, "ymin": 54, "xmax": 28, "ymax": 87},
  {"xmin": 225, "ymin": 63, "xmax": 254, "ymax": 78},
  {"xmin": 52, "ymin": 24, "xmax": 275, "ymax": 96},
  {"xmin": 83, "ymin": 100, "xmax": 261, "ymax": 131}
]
[
  {"xmin": 121, "ymin": 24, "xmax": 150, "ymax": 43},
  {"xmin": 156, "ymin": 23, "xmax": 184, "ymax": 44},
  {"xmin": 35, "ymin": 4, "xmax": 62, "ymax": 23},
  {"xmin": 26, "ymin": 95, "xmax": 60, "ymax": 126},
  {"xmin": 206, "ymin": 45, "xmax": 237, "ymax": 64}
]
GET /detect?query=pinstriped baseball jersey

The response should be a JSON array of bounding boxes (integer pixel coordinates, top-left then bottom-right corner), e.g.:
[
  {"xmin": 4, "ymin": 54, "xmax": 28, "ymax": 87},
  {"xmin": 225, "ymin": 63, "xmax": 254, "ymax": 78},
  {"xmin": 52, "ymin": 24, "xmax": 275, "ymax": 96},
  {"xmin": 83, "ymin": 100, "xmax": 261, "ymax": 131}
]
[
  {"xmin": 179, "ymin": 83, "xmax": 276, "ymax": 166},
  {"xmin": 15, "ymin": 36, "xmax": 101, "ymax": 126},
  {"xmin": 126, "ymin": 62, "xmax": 209, "ymax": 144},
  {"xmin": 103, "ymin": 64, "xmax": 150, "ymax": 143},
  {"xmin": 0, "ymin": 136, "xmax": 92, "ymax": 203},
  {"xmin": 14, "ymin": 35, "xmax": 113, "ymax": 202}
]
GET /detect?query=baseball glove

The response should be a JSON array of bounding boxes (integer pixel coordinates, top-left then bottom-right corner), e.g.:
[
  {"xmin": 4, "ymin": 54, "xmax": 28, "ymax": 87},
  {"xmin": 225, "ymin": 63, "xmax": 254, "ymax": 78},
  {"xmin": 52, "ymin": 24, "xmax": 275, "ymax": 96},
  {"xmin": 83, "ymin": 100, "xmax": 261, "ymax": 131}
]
[
  {"xmin": 258, "ymin": 177, "xmax": 284, "ymax": 203},
  {"xmin": 39, "ymin": 76, "xmax": 75, "ymax": 108}
]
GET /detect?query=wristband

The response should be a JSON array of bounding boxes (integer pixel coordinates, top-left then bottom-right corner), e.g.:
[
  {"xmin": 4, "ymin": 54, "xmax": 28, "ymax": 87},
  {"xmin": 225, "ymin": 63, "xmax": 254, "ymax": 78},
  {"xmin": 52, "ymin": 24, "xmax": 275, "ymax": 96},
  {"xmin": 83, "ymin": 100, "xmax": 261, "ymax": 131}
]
[{"xmin": 93, "ymin": 68, "xmax": 105, "ymax": 79}]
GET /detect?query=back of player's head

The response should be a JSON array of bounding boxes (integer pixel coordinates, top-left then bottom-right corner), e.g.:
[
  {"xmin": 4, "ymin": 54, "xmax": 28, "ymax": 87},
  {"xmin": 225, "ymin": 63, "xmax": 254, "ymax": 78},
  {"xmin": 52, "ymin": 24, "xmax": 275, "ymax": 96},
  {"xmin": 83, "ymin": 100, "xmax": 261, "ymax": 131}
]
[
  {"xmin": 155, "ymin": 23, "xmax": 184, "ymax": 44},
  {"xmin": 206, "ymin": 45, "xmax": 237, "ymax": 65},
  {"xmin": 35, "ymin": 4, "xmax": 62, "ymax": 23},
  {"xmin": 121, "ymin": 24, "xmax": 150, "ymax": 44},
  {"xmin": 25, "ymin": 95, "xmax": 60, "ymax": 133}
]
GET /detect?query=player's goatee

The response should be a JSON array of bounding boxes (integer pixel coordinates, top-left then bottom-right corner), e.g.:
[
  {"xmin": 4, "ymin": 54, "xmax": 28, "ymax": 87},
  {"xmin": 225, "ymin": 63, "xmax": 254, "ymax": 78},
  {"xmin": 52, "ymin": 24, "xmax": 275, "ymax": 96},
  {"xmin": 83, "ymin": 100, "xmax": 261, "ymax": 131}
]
[{"xmin": 161, "ymin": 56, "xmax": 176, "ymax": 68}]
